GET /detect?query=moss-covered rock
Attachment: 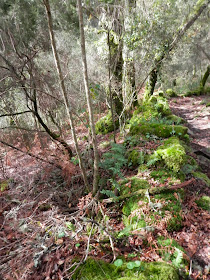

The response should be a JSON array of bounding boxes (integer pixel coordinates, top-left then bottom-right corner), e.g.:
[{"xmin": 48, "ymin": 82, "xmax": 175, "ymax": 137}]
[
  {"xmin": 146, "ymin": 95, "xmax": 171, "ymax": 116},
  {"xmin": 147, "ymin": 137, "xmax": 186, "ymax": 172},
  {"xmin": 195, "ymin": 196, "xmax": 210, "ymax": 211},
  {"xmin": 95, "ymin": 111, "xmax": 119, "ymax": 135},
  {"xmin": 150, "ymin": 168, "xmax": 185, "ymax": 183},
  {"xmin": 192, "ymin": 171, "xmax": 210, "ymax": 187},
  {"xmin": 129, "ymin": 122, "xmax": 187, "ymax": 140},
  {"xmin": 184, "ymin": 86, "xmax": 210, "ymax": 97},
  {"xmin": 165, "ymin": 89, "xmax": 177, "ymax": 98},
  {"xmin": 71, "ymin": 258, "xmax": 179, "ymax": 280}
]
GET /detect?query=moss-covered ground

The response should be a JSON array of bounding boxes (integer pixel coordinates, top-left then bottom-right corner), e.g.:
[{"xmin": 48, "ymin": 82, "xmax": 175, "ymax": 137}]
[{"xmin": 72, "ymin": 258, "xmax": 179, "ymax": 280}]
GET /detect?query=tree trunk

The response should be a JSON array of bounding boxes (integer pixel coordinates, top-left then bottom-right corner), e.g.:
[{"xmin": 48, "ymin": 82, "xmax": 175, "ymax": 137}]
[
  {"xmin": 122, "ymin": 0, "xmax": 136, "ymax": 109},
  {"xmin": 43, "ymin": 0, "xmax": 90, "ymax": 191},
  {"xmin": 107, "ymin": 29, "xmax": 116, "ymax": 143},
  {"xmin": 77, "ymin": 0, "xmax": 100, "ymax": 195},
  {"xmin": 200, "ymin": 65, "xmax": 210, "ymax": 88}
]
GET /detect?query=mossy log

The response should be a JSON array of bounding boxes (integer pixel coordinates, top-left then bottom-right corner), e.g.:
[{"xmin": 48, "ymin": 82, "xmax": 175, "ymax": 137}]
[{"xmin": 103, "ymin": 178, "xmax": 195, "ymax": 203}]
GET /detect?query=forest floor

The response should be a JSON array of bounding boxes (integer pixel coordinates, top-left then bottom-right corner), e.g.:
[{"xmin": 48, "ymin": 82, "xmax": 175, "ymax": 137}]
[{"xmin": 0, "ymin": 95, "xmax": 209, "ymax": 280}]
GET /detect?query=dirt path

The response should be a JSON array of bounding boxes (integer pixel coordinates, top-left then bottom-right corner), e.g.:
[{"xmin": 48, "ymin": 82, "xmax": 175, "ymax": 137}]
[{"xmin": 169, "ymin": 95, "xmax": 210, "ymax": 177}]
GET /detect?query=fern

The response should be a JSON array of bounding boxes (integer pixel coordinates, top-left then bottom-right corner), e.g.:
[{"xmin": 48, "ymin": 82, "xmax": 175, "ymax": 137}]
[
  {"xmin": 100, "ymin": 143, "xmax": 127, "ymax": 197},
  {"xmin": 172, "ymin": 248, "xmax": 183, "ymax": 268}
]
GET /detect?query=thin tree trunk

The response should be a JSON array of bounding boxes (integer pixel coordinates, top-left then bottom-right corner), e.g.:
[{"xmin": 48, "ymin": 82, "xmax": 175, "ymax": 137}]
[
  {"xmin": 107, "ymin": 30, "xmax": 116, "ymax": 143},
  {"xmin": 200, "ymin": 65, "xmax": 210, "ymax": 88},
  {"xmin": 77, "ymin": 0, "xmax": 100, "ymax": 195},
  {"xmin": 122, "ymin": 0, "xmax": 136, "ymax": 109},
  {"xmin": 43, "ymin": 0, "xmax": 90, "ymax": 191}
]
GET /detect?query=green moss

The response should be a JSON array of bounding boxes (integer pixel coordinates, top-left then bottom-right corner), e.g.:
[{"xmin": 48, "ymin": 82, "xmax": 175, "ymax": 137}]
[
  {"xmin": 95, "ymin": 111, "xmax": 119, "ymax": 135},
  {"xmin": 138, "ymin": 164, "xmax": 149, "ymax": 173},
  {"xmin": 150, "ymin": 168, "xmax": 185, "ymax": 183},
  {"xmin": 148, "ymin": 137, "xmax": 186, "ymax": 172},
  {"xmin": 195, "ymin": 196, "xmax": 210, "ymax": 211},
  {"xmin": 183, "ymin": 85, "xmax": 210, "ymax": 97},
  {"xmin": 165, "ymin": 89, "xmax": 177, "ymax": 98},
  {"xmin": 129, "ymin": 123, "xmax": 187, "ymax": 139},
  {"xmin": 121, "ymin": 178, "xmax": 150, "ymax": 216},
  {"xmin": 146, "ymin": 95, "xmax": 171, "ymax": 116},
  {"xmin": 0, "ymin": 180, "xmax": 9, "ymax": 192},
  {"xmin": 192, "ymin": 171, "xmax": 210, "ymax": 187},
  {"xmin": 121, "ymin": 178, "xmax": 150, "ymax": 196},
  {"xmin": 127, "ymin": 150, "xmax": 145, "ymax": 168},
  {"xmin": 72, "ymin": 258, "xmax": 179, "ymax": 280}
]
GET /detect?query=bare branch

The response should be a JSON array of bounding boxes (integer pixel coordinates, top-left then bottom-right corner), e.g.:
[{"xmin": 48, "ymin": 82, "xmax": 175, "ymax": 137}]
[{"xmin": 0, "ymin": 110, "xmax": 32, "ymax": 118}]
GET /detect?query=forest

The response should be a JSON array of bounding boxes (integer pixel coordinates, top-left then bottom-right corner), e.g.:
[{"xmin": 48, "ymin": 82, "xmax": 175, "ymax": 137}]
[{"xmin": 0, "ymin": 0, "xmax": 210, "ymax": 279}]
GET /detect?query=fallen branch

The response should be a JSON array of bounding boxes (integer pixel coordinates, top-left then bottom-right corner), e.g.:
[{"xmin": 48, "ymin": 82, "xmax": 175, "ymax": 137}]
[{"xmin": 103, "ymin": 178, "xmax": 196, "ymax": 203}]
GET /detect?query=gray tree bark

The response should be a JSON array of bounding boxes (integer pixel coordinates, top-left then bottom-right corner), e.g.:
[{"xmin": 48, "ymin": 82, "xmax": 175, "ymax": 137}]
[
  {"xmin": 43, "ymin": 0, "xmax": 90, "ymax": 191},
  {"xmin": 77, "ymin": 0, "xmax": 100, "ymax": 195}
]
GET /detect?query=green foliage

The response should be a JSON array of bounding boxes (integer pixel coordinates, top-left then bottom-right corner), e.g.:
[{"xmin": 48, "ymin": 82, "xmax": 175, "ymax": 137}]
[
  {"xmin": 114, "ymin": 259, "xmax": 123, "ymax": 267},
  {"xmin": 195, "ymin": 196, "xmax": 210, "ymax": 211},
  {"xmin": 95, "ymin": 111, "xmax": 119, "ymax": 135},
  {"xmin": 184, "ymin": 86, "xmax": 210, "ymax": 97},
  {"xmin": 71, "ymin": 258, "xmax": 179, "ymax": 280},
  {"xmin": 127, "ymin": 150, "xmax": 145, "ymax": 168},
  {"xmin": 147, "ymin": 137, "xmax": 186, "ymax": 172},
  {"xmin": 143, "ymin": 94, "xmax": 171, "ymax": 116},
  {"xmin": 100, "ymin": 143, "xmax": 127, "ymax": 176},
  {"xmin": 181, "ymin": 156, "xmax": 198, "ymax": 175},
  {"xmin": 71, "ymin": 156, "xmax": 79, "ymax": 165},
  {"xmin": 100, "ymin": 143, "xmax": 127, "ymax": 197},
  {"xmin": 157, "ymin": 237, "xmax": 186, "ymax": 268},
  {"xmin": 124, "ymin": 135, "xmax": 143, "ymax": 149}
]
